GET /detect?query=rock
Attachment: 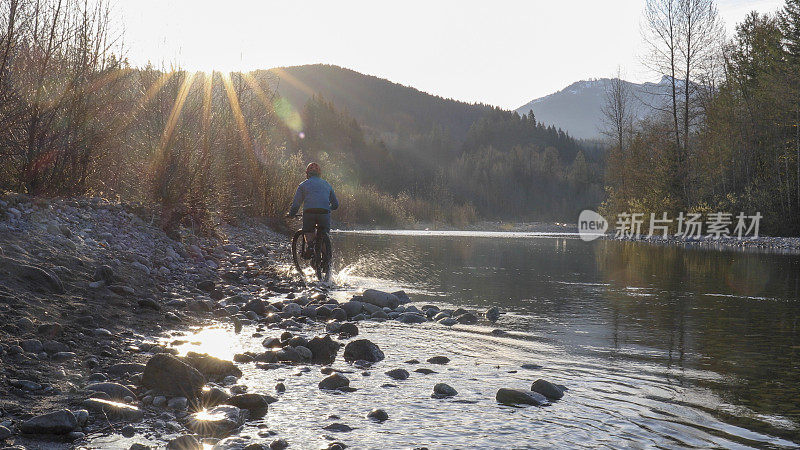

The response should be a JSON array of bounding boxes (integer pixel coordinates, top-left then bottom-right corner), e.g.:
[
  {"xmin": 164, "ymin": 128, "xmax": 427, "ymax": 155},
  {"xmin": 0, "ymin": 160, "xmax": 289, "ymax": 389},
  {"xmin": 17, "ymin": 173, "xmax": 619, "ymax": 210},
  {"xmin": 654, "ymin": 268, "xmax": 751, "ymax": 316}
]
[
  {"xmin": 167, "ymin": 397, "xmax": 188, "ymax": 410},
  {"xmin": 37, "ymin": 322, "xmax": 63, "ymax": 338},
  {"xmin": 19, "ymin": 409, "xmax": 77, "ymax": 435},
  {"xmin": 281, "ymin": 303, "xmax": 302, "ymax": 316},
  {"xmin": 361, "ymin": 289, "xmax": 400, "ymax": 309},
  {"xmin": 432, "ymin": 383, "xmax": 458, "ymax": 398},
  {"xmin": 437, "ymin": 317, "xmax": 457, "ymax": 326},
  {"xmin": 181, "ymin": 352, "xmax": 242, "ymax": 381},
  {"xmin": 130, "ymin": 444, "xmax": 151, "ymax": 450},
  {"xmin": 495, "ymin": 388, "xmax": 549, "ymax": 406},
  {"xmin": 0, "ymin": 425, "xmax": 12, "ymax": 439},
  {"xmin": 530, "ymin": 379, "xmax": 565, "ymax": 400},
  {"xmin": 455, "ymin": 312, "xmax": 478, "ymax": 324},
  {"xmin": 385, "ymin": 368, "xmax": 410, "ymax": 380},
  {"xmin": 426, "ymin": 356, "xmax": 450, "ymax": 365},
  {"xmin": 433, "ymin": 311, "xmax": 451, "ymax": 321},
  {"xmin": 329, "ymin": 308, "xmax": 347, "ymax": 321},
  {"xmin": 11, "ymin": 379, "xmax": 42, "ymax": 390},
  {"xmin": 19, "ymin": 264, "xmax": 64, "ymax": 293},
  {"xmin": 121, "ymin": 425, "xmax": 137, "ymax": 437},
  {"xmin": 307, "ymin": 335, "xmax": 340, "ymax": 364},
  {"xmin": 141, "ymin": 354, "xmax": 205, "ymax": 398},
  {"xmin": 323, "ymin": 423, "xmax": 353, "ymax": 432},
  {"xmin": 197, "ymin": 280, "xmax": 216, "ymax": 292},
  {"xmin": 225, "ymin": 393, "xmax": 273, "ymax": 410},
  {"xmin": 186, "ymin": 405, "xmax": 247, "ymax": 437},
  {"xmin": 82, "ymin": 398, "xmax": 145, "ymax": 421},
  {"xmin": 244, "ymin": 298, "xmax": 266, "ymax": 315},
  {"xmin": 295, "ymin": 345, "xmax": 312, "ymax": 360},
  {"xmin": 369, "ymin": 310, "xmax": 388, "ymax": 320},
  {"xmin": 75, "ymin": 409, "xmax": 89, "ymax": 426},
  {"xmin": 106, "ymin": 363, "xmax": 146, "ymax": 376},
  {"xmin": 397, "ymin": 312, "xmax": 427, "ymax": 324},
  {"xmin": 269, "ymin": 438, "xmax": 289, "ymax": 450},
  {"xmin": 201, "ymin": 386, "xmax": 231, "ymax": 407},
  {"xmin": 86, "ymin": 382, "xmax": 136, "ymax": 401},
  {"xmin": 275, "ymin": 382, "xmax": 286, "ymax": 392},
  {"xmin": 43, "ymin": 339, "xmax": 69, "ymax": 353},
  {"xmin": 20, "ymin": 338, "xmax": 44, "ymax": 353},
  {"xmin": 366, "ymin": 408, "xmax": 389, "ymax": 422},
  {"xmin": 319, "ymin": 373, "xmax": 350, "ymax": 390},
  {"xmin": 167, "ymin": 434, "xmax": 202, "ymax": 449},
  {"xmin": 485, "ymin": 306, "xmax": 500, "ymax": 322},
  {"xmin": 138, "ymin": 298, "xmax": 161, "ymax": 310},
  {"xmin": 262, "ymin": 337, "xmax": 281, "ymax": 349},
  {"xmin": 414, "ymin": 368, "xmax": 437, "ymax": 375},
  {"xmin": 341, "ymin": 301, "xmax": 363, "ymax": 317},
  {"xmin": 152, "ymin": 396, "xmax": 167, "ymax": 407},
  {"xmin": 338, "ymin": 323, "xmax": 358, "ymax": 338},
  {"xmin": 343, "ymin": 339, "xmax": 385, "ymax": 363},
  {"xmin": 392, "ymin": 290, "xmax": 411, "ymax": 303},
  {"xmin": 234, "ymin": 353, "xmax": 254, "ymax": 363},
  {"xmin": 93, "ymin": 328, "xmax": 113, "ymax": 337},
  {"xmin": 520, "ymin": 363, "xmax": 543, "ymax": 370},
  {"xmin": 93, "ymin": 265, "xmax": 115, "ymax": 284}
]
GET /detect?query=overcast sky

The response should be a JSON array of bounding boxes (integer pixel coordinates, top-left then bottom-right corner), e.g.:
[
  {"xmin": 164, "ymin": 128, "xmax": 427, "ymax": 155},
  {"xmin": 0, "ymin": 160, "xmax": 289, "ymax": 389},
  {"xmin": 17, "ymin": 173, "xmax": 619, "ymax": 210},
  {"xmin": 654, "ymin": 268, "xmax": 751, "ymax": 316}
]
[{"xmin": 116, "ymin": 0, "xmax": 785, "ymax": 109}]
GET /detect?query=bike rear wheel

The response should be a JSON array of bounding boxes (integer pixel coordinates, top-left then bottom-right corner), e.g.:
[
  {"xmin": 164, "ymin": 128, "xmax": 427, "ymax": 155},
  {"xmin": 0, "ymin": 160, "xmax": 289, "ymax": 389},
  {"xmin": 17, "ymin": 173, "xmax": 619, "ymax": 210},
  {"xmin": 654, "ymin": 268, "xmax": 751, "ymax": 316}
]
[{"xmin": 315, "ymin": 232, "xmax": 332, "ymax": 282}]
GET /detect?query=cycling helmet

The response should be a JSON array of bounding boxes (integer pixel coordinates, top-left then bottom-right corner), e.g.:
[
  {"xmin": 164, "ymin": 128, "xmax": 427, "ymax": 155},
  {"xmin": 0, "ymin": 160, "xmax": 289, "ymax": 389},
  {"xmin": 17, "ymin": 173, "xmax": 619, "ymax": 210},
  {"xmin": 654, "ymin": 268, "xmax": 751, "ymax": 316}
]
[{"xmin": 306, "ymin": 162, "xmax": 321, "ymax": 176}]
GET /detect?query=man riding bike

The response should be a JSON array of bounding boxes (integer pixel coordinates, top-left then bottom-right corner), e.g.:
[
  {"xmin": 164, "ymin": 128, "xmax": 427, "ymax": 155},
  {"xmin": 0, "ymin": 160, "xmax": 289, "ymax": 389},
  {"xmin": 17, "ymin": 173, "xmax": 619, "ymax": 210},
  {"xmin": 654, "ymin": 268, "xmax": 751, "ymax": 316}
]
[{"xmin": 287, "ymin": 162, "xmax": 339, "ymax": 258}]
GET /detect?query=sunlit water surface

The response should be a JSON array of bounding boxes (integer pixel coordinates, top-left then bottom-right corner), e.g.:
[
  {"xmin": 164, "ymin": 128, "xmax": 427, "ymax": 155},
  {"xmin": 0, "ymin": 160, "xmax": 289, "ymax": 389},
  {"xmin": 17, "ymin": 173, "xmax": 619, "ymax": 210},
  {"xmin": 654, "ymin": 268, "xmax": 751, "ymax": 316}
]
[{"xmin": 92, "ymin": 231, "xmax": 800, "ymax": 449}]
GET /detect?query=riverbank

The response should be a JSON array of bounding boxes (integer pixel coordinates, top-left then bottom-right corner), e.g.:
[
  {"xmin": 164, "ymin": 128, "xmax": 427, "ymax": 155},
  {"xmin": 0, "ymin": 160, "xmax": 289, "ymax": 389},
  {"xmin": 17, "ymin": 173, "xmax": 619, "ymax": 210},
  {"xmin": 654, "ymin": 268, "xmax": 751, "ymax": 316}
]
[{"xmin": 0, "ymin": 195, "xmax": 560, "ymax": 449}]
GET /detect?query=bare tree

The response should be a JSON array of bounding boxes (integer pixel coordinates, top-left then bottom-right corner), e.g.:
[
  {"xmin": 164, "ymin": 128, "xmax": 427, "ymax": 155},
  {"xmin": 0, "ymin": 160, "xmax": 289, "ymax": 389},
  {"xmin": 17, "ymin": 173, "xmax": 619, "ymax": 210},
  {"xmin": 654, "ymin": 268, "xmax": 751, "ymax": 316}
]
[
  {"xmin": 601, "ymin": 67, "xmax": 635, "ymax": 153},
  {"xmin": 644, "ymin": 0, "xmax": 682, "ymax": 153}
]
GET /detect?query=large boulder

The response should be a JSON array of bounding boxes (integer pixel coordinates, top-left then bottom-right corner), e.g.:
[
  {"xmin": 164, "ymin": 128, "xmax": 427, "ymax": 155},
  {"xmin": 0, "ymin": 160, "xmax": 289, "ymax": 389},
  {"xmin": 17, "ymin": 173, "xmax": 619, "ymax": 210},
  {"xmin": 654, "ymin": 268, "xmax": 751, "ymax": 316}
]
[
  {"xmin": 343, "ymin": 339, "xmax": 384, "ymax": 363},
  {"xmin": 19, "ymin": 410, "xmax": 77, "ymax": 435},
  {"xmin": 186, "ymin": 405, "xmax": 247, "ymax": 437},
  {"xmin": 181, "ymin": 352, "xmax": 242, "ymax": 381},
  {"xmin": 141, "ymin": 354, "xmax": 205, "ymax": 398},
  {"xmin": 361, "ymin": 289, "xmax": 399, "ymax": 309},
  {"xmin": 307, "ymin": 335, "xmax": 340, "ymax": 365},
  {"xmin": 495, "ymin": 388, "xmax": 549, "ymax": 406},
  {"xmin": 485, "ymin": 306, "xmax": 500, "ymax": 322}
]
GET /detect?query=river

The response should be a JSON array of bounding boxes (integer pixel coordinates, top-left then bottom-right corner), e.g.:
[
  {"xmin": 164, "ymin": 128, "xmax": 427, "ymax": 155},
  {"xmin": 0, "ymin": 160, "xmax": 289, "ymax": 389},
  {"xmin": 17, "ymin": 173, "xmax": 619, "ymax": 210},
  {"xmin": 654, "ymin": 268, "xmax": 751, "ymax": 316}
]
[
  {"xmin": 92, "ymin": 230, "xmax": 800, "ymax": 449},
  {"xmin": 326, "ymin": 230, "xmax": 800, "ymax": 448}
]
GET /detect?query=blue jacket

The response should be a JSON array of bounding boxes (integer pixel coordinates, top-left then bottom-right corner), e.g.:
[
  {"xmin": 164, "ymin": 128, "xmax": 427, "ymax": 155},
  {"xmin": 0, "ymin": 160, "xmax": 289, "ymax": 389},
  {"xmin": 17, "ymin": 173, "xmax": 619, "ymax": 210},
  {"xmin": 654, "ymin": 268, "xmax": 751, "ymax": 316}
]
[{"xmin": 289, "ymin": 176, "xmax": 339, "ymax": 215}]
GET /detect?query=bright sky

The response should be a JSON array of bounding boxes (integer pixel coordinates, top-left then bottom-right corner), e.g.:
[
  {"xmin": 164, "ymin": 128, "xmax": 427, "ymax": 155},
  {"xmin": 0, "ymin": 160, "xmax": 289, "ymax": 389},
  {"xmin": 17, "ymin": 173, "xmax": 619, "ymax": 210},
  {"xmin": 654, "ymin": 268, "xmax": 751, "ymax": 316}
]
[{"xmin": 116, "ymin": 0, "xmax": 785, "ymax": 109}]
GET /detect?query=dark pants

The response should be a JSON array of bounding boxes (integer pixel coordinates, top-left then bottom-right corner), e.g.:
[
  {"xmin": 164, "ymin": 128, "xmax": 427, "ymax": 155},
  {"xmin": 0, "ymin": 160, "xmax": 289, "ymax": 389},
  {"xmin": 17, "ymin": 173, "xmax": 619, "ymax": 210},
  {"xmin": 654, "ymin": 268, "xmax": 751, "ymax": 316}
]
[{"xmin": 302, "ymin": 211, "xmax": 331, "ymax": 234}]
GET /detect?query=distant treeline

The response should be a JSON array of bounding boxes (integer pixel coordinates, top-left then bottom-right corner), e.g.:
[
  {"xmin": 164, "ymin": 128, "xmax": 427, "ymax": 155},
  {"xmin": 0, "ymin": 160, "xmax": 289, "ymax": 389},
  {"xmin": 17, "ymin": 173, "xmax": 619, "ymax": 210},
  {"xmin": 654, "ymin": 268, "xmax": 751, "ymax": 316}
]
[
  {"xmin": 602, "ymin": 0, "xmax": 800, "ymax": 236},
  {"xmin": 0, "ymin": 0, "xmax": 602, "ymax": 231}
]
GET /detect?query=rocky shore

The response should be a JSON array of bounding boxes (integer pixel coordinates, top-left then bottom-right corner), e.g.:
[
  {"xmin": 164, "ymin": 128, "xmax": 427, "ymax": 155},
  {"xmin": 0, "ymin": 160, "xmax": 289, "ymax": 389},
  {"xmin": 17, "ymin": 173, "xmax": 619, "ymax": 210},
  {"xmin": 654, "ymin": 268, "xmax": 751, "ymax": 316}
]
[{"xmin": 0, "ymin": 194, "xmax": 565, "ymax": 449}]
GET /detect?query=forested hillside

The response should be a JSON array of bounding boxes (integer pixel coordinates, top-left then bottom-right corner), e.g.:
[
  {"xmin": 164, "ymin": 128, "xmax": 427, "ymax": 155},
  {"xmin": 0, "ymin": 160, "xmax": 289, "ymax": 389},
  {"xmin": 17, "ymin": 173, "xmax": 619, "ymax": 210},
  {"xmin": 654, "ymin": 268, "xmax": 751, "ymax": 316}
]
[{"xmin": 263, "ymin": 64, "xmax": 493, "ymax": 143}]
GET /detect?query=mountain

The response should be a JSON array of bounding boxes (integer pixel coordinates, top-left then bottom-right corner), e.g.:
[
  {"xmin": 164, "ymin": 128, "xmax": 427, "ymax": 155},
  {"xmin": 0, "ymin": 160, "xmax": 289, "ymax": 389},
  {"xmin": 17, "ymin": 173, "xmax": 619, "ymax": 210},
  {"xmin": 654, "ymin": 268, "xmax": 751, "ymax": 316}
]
[
  {"xmin": 261, "ymin": 64, "xmax": 494, "ymax": 143},
  {"xmin": 515, "ymin": 77, "xmax": 675, "ymax": 140}
]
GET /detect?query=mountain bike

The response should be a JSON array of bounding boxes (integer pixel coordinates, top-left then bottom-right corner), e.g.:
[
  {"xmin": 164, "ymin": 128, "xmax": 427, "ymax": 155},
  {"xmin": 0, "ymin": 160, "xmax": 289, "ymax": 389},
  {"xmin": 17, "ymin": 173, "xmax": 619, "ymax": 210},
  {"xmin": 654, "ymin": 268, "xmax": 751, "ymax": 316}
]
[{"xmin": 289, "ymin": 215, "xmax": 332, "ymax": 282}]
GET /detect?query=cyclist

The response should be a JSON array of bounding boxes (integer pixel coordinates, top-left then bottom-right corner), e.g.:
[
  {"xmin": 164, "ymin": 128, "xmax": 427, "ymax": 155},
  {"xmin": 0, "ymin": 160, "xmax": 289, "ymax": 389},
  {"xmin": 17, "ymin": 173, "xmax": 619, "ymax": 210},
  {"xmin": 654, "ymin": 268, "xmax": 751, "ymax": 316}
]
[{"xmin": 287, "ymin": 162, "xmax": 339, "ymax": 258}]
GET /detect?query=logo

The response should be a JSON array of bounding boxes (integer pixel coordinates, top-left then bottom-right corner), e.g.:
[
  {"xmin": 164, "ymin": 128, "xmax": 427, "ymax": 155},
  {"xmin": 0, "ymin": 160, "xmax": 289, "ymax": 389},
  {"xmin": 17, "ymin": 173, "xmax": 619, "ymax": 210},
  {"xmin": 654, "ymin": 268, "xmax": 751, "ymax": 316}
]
[{"xmin": 578, "ymin": 209, "xmax": 608, "ymax": 241}]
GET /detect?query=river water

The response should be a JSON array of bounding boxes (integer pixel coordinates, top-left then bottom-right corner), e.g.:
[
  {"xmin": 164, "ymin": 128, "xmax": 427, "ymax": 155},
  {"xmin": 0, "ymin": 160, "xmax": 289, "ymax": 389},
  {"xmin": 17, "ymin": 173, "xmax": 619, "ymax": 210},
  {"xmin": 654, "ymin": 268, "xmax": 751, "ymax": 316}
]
[
  {"xmin": 90, "ymin": 230, "xmax": 800, "ymax": 449},
  {"xmin": 326, "ymin": 230, "xmax": 800, "ymax": 448}
]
